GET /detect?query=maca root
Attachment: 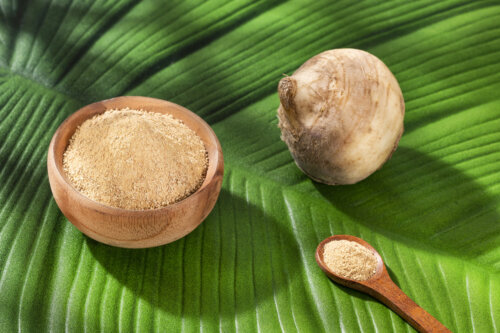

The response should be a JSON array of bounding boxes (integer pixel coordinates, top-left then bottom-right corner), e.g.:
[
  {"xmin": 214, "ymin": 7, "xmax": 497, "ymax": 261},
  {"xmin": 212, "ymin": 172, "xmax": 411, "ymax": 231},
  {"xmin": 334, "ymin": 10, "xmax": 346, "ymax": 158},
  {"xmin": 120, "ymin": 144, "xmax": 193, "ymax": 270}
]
[{"xmin": 277, "ymin": 48, "xmax": 405, "ymax": 185}]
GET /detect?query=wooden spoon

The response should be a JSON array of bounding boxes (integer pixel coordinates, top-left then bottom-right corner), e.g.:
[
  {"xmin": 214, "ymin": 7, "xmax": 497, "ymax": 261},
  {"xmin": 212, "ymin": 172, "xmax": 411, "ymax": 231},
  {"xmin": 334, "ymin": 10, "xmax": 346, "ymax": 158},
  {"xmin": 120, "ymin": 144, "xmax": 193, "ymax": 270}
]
[{"xmin": 315, "ymin": 235, "xmax": 451, "ymax": 333}]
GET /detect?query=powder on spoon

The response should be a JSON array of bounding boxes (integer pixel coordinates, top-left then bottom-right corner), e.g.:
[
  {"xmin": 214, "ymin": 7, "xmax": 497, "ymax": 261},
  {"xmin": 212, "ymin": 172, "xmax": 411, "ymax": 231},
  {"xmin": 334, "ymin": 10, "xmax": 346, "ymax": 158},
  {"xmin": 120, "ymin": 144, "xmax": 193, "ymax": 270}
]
[
  {"xmin": 63, "ymin": 108, "xmax": 208, "ymax": 210},
  {"xmin": 323, "ymin": 239, "xmax": 378, "ymax": 281}
]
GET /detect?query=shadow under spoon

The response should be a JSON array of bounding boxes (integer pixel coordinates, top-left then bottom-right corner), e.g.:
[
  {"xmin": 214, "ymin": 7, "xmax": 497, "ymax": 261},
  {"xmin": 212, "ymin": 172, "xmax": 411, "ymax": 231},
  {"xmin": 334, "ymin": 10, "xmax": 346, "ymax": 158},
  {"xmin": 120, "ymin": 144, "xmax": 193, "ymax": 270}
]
[{"xmin": 315, "ymin": 235, "xmax": 451, "ymax": 333}]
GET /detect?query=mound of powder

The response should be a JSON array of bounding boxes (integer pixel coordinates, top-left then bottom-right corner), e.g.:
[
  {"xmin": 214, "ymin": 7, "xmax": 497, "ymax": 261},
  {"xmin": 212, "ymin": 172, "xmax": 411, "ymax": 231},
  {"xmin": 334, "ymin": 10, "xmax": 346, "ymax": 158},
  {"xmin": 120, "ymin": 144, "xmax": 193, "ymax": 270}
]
[
  {"xmin": 323, "ymin": 240, "xmax": 377, "ymax": 281},
  {"xmin": 63, "ymin": 108, "xmax": 208, "ymax": 210}
]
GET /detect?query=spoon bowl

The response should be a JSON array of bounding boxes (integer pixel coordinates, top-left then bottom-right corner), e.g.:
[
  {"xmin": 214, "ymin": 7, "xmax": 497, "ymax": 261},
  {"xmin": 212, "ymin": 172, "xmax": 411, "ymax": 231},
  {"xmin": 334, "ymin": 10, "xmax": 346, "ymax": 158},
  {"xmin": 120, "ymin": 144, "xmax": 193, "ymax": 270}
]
[
  {"xmin": 316, "ymin": 235, "xmax": 450, "ymax": 333},
  {"xmin": 316, "ymin": 234, "xmax": 386, "ymax": 290},
  {"xmin": 47, "ymin": 96, "xmax": 224, "ymax": 248}
]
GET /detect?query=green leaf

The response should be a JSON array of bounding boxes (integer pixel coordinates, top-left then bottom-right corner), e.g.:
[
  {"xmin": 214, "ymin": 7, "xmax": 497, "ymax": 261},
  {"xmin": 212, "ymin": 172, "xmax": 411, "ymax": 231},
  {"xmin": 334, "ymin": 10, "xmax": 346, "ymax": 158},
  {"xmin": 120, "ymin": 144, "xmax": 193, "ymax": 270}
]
[{"xmin": 1, "ymin": 0, "xmax": 499, "ymax": 332}]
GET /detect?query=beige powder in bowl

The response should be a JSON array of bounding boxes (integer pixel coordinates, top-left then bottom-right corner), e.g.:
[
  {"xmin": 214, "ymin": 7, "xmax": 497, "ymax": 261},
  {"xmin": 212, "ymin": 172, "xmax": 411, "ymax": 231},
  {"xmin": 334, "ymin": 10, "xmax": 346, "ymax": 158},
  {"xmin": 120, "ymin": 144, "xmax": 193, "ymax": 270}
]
[
  {"xmin": 323, "ymin": 239, "xmax": 378, "ymax": 281},
  {"xmin": 63, "ymin": 108, "xmax": 208, "ymax": 210}
]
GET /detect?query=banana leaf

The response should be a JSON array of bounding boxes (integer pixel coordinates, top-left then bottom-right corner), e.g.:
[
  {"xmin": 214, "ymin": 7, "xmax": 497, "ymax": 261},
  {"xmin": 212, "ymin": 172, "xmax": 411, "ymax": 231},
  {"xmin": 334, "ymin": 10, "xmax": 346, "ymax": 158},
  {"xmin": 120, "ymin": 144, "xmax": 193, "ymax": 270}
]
[{"xmin": 1, "ymin": 0, "xmax": 499, "ymax": 331}]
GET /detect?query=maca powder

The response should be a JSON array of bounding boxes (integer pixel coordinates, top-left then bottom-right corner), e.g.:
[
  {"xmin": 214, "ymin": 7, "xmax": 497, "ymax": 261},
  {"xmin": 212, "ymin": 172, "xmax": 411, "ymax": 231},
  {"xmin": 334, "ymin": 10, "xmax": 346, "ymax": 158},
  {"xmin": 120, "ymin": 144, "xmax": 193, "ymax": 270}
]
[
  {"xmin": 63, "ymin": 108, "xmax": 208, "ymax": 210},
  {"xmin": 323, "ymin": 239, "xmax": 377, "ymax": 281}
]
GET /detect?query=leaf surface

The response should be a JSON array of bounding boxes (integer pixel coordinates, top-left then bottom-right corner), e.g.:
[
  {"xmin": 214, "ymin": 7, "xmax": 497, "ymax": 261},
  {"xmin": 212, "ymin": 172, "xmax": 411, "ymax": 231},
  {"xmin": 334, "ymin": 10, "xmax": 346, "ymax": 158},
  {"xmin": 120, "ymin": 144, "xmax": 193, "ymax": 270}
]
[{"xmin": 0, "ymin": 1, "xmax": 499, "ymax": 332}]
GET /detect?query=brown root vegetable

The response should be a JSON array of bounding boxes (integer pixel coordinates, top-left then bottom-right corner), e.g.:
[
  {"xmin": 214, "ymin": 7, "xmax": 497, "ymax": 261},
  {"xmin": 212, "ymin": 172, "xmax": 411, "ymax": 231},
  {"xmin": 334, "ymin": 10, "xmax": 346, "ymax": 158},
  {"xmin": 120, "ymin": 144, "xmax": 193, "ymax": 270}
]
[{"xmin": 277, "ymin": 48, "xmax": 405, "ymax": 185}]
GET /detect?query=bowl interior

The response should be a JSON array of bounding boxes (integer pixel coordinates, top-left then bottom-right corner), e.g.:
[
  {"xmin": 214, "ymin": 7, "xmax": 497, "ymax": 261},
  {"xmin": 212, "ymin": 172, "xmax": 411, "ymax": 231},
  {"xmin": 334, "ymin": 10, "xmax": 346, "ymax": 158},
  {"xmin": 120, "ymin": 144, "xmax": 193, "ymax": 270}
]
[{"xmin": 51, "ymin": 96, "xmax": 221, "ymax": 211}]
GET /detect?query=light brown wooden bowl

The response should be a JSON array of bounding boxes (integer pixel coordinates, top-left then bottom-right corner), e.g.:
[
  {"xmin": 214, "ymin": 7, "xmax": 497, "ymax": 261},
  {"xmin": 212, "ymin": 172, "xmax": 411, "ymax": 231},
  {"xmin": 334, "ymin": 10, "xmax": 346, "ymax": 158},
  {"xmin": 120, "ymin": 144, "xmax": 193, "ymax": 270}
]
[{"xmin": 47, "ymin": 96, "xmax": 224, "ymax": 248}]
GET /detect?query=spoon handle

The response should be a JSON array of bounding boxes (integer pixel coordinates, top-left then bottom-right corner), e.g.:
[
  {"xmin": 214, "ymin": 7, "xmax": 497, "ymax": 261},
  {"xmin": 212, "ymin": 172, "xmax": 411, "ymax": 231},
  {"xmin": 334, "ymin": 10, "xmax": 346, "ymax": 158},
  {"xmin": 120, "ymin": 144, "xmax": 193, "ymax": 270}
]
[{"xmin": 367, "ymin": 276, "xmax": 450, "ymax": 332}]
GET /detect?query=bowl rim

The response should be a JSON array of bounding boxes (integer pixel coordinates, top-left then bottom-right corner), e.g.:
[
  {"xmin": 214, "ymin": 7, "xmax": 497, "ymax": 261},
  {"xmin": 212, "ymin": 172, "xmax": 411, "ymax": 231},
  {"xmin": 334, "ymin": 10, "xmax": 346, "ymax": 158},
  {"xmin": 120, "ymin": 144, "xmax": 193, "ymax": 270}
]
[{"xmin": 48, "ymin": 95, "xmax": 224, "ymax": 215}]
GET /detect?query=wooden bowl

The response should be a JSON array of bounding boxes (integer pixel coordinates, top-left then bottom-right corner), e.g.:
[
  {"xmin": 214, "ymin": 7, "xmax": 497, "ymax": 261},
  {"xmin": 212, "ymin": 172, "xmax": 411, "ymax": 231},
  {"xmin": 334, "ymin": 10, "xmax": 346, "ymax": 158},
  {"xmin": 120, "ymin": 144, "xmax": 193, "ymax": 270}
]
[{"xmin": 47, "ymin": 96, "xmax": 224, "ymax": 248}]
